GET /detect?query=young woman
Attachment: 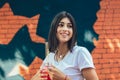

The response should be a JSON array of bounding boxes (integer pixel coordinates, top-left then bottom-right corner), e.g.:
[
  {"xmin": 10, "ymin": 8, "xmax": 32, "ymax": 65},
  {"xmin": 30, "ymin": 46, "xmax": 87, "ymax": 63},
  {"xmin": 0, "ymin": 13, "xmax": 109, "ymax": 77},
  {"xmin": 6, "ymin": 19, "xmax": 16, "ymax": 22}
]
[{"xmin": 31, "ymin": 11, "xmax": 99, "ymax": 80}]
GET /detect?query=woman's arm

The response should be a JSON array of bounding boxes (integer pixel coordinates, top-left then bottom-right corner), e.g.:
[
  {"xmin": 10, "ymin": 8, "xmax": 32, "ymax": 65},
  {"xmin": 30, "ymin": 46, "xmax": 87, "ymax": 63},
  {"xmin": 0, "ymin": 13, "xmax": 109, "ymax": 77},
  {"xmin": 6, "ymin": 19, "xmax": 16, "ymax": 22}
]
[
  {"xmin": 31, "ymin": 70, "xmax": 40, "ymax": 80},
  {"xmin": 82, "ymin": 68, "xmax": 99, "ymax": 80},
  {"xmin": 48, "ymin": 65, "xmax": 72, "ymax": 80}
]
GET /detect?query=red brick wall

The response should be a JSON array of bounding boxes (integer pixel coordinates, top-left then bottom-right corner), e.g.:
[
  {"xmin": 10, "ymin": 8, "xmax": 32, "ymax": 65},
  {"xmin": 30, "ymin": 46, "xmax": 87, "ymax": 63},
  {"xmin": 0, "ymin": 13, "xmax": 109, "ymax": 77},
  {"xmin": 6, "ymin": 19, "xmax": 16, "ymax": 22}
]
[
  {"xmin": 0, "ymin": 3, "xmax": 44, "ymax": 80},
  {"xmin": 20, "ymin": 57, "xmax": 43, "ymax": 80},
  {"xmin": 92, "ymin": 0, "xmax": 120, "ymax": 80},
  {"xmin": 0, "ymin": 0, "xmax": 120, "ymax": 80},
  {"xmin": 0, "ymin": 3, "xmax": 45, "ymax": 44}
]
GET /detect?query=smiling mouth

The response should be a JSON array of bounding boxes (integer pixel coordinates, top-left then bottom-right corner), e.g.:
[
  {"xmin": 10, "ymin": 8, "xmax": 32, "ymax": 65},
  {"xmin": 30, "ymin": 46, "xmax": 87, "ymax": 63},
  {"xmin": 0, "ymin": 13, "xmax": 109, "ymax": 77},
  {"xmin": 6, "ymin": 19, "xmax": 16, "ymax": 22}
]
[
  {"xmin": 61, "ymin": 33, "xmax": 68, "ymax": 36},
  {"xmin": 60, "ymin": 34, "xmax": 69, "ymax": 38}
]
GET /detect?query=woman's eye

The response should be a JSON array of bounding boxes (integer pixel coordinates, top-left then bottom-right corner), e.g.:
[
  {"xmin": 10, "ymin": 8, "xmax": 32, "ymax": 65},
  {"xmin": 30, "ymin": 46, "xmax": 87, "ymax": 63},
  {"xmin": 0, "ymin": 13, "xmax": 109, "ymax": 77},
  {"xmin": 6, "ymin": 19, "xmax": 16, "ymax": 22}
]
[
  {"xmin": 67, "ymin": 24, "xmax": 72, "ymax": 28},
  {"xmin": 58, "ymin": 23, "xmax": 64, "ymax": 27}
]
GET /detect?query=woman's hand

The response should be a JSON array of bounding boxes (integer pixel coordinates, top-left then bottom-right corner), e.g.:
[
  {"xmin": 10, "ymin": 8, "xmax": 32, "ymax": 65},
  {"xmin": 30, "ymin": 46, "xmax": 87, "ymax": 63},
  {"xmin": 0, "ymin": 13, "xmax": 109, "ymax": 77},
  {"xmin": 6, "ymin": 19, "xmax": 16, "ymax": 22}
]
[
  {"xmin": 31, "ymin": 69, "xmax": 49, "ymax": 80},
  {"xmin": 40, "ymin": 69, "xmax": 50, "ymax": 80},
  {"xmin": 48, "ymin": 65, "xmax": 66, "ymax": 80}
]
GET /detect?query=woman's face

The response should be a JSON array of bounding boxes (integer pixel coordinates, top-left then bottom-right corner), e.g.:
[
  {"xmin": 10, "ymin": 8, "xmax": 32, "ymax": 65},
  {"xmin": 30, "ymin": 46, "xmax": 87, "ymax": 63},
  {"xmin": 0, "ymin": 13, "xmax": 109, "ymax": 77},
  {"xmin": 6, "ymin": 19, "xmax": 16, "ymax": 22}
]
[{"xmin": 56, "ymin": 17, "xmax": 73, "ymax": 43}]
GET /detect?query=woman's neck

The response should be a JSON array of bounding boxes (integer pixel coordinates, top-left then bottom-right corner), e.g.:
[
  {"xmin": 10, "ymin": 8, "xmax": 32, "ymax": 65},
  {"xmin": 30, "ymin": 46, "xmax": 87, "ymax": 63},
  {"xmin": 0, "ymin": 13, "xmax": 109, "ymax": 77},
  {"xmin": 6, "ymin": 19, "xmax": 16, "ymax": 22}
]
[
  {"xmin": 55, "ymin": 43, "xmax": 69, "ymax": 62},
  {"xmin": 57, "ymin": 43, "xmax": 68, "ymax": 54}
]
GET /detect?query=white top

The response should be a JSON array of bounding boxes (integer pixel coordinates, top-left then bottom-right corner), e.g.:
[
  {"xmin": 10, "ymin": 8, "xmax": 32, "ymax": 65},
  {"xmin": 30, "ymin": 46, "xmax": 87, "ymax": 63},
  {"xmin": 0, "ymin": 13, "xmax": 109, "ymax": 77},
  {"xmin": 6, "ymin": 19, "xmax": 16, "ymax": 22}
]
[{"xmin": 40, "ymin": 45, "xmax": 95, "ymax": 80}]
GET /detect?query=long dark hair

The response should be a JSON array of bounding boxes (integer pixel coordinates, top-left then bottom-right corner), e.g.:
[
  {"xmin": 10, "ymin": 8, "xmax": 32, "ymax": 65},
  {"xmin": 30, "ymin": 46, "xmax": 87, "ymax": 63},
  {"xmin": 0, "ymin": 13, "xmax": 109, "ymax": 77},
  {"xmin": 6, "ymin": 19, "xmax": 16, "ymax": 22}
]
[{"xmin": 48, "ymin": 11, "xmax": 77, "ymax": 53}]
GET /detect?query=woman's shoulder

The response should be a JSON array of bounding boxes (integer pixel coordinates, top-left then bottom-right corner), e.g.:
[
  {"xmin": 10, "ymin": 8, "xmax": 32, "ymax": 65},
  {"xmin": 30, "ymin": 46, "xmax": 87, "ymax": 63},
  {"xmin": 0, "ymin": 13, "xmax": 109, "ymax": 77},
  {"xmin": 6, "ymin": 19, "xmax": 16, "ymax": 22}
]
[
  {"xmin": 44, "ymin": 52, "xmax": 55, "ymax": 61},
  {"xmin": 73, "ymin": 45, "xmax": 88, "ymax": 51},
  {"xmin": 72, "ymin": 45, "xmax": 90, "ymax": 55},
  {"xmin": 46, "ymin": 52, "xmax": 55, "ymax": 57}
]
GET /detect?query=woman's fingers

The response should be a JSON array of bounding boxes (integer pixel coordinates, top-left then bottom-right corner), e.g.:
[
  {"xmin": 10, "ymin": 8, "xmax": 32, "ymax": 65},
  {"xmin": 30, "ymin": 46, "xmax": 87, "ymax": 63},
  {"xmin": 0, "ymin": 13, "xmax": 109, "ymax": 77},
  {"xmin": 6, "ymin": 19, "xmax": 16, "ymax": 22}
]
[
  {"xmin": 48, "ymin": 65, "xmax": 56, "ymax": 72},
  {"xmin": 40, "ymin": 76, "xmax": 49, "ymax": 80},
  {"xmin": 40, "ymin": 73, "xmax": 48, "ymax": 77},
  {"xmin": 31, "ymin": 69, "xmax": 51, "ymax": 80}
]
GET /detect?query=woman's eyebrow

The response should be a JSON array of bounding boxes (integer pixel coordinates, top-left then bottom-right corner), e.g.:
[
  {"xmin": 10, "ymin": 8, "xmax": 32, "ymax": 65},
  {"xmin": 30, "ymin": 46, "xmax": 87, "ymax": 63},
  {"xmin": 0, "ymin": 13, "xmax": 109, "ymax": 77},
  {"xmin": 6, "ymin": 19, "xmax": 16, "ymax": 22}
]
[
  {"xmin": 59, "ymin": 22, "xmax": 64, "ymax": 23},
  {"xmin": 59, "ymin": 22, "xmax": 72, "ymax": 24}
]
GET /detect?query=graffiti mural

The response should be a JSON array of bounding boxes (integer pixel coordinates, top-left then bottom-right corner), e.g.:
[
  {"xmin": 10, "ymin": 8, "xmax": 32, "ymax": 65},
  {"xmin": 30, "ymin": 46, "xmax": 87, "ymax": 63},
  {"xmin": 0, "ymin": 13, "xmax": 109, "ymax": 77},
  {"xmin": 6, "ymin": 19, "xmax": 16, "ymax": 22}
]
[
  {"xmin": 0, "ymin": 3, "xmax": 45, "ymax": 44},
  {"xmin": 0, "ymin": 0, "xmax": 100, "ymax": 80}
]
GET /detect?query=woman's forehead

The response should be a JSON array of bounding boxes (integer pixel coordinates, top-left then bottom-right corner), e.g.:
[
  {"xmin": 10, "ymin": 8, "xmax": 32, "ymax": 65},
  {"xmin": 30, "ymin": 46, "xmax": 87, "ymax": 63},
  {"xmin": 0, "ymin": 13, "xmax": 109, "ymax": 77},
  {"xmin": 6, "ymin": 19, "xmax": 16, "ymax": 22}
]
[{"xmin": 59, "ymin": 17, "xmax": 71, "ymax": 23}]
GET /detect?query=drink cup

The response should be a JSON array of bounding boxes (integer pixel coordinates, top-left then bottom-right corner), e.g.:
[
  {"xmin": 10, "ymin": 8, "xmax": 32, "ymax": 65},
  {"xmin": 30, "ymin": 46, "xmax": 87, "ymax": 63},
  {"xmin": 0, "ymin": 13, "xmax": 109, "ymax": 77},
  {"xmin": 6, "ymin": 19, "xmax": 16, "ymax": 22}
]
[{"xmin": 40, "ymin": 63, "xmax": 51, "ymax": 80}]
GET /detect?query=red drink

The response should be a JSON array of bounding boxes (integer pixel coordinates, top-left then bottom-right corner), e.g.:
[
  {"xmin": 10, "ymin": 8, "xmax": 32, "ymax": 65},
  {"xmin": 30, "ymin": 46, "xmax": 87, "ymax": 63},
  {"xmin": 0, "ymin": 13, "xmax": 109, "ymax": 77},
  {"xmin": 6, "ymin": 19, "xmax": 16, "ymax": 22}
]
[
  {"xmin": 40, "ymin": 68, "xmax": 51, "ymax": 80},
  {"xmin": 47, "ymin": 75, "xmax": 51, "ymax": 80}
]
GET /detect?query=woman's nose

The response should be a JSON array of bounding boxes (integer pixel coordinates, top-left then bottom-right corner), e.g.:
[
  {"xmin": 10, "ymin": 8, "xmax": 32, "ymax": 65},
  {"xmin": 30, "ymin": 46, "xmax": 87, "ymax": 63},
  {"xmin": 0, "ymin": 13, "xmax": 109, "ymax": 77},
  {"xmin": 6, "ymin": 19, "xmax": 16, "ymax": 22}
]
[{"xmin": 62, "ymin": 25, "xmax": 68, "ymax": 30}]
